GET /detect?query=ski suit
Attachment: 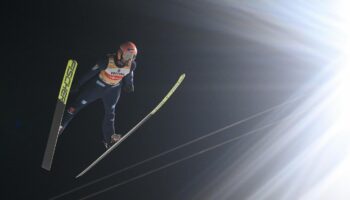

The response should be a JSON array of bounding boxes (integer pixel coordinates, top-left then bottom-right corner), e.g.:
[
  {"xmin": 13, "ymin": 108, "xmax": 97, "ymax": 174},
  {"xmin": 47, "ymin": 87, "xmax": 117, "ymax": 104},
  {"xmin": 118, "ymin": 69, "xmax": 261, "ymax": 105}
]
[{"xmin": 61, "ymin": 54, "xmax": 136, "ymax": 143}]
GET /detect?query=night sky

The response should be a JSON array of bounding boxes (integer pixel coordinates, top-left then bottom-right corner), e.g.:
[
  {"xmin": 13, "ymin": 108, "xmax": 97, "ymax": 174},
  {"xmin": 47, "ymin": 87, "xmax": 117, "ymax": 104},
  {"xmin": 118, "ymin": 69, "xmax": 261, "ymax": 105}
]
[{"xmin": 3, "ymin": 1, "xmax": 320, "ymax": 199}]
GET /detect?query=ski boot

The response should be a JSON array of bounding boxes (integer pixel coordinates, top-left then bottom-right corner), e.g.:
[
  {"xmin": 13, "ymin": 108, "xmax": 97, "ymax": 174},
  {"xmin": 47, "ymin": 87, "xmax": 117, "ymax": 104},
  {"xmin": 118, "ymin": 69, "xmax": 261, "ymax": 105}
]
[{"xmin": 103, "ymin": 133, "xmax": 122, "ymax": 149}]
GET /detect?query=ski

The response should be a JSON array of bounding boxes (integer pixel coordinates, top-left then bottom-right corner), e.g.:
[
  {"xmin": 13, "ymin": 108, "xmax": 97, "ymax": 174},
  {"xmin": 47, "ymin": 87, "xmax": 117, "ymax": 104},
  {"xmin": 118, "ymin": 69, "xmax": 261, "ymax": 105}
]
[
  {"xmin": 76, "ymin": 73, "xmax": 186, "ymax": 178},
  {"xmin": 42, "ymin": 59, "xmax": 78, "ymax": 171}
]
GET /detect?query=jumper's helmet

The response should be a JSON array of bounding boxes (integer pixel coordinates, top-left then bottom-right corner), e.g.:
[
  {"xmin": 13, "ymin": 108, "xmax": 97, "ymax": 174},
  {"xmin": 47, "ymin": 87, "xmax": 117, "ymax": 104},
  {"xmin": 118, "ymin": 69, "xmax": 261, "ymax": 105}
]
[{"xmin": 118, "ymin": 41, "xmax": 137, "ymax": 62}]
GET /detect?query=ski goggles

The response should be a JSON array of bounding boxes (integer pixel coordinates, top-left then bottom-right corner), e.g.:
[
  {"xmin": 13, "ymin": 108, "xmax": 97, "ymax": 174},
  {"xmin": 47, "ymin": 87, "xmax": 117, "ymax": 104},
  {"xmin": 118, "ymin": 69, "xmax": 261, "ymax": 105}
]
[{"xmin": 122, "ymin": 50, "xmax": 136, "ymax": 61}]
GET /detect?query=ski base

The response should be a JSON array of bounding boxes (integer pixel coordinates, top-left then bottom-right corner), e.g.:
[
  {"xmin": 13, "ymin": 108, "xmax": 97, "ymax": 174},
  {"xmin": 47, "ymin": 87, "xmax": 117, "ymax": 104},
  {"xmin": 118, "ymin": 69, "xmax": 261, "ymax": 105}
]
[{"xmin": 42, "ymin": 59, "xmax": 78, "ymax": 171}]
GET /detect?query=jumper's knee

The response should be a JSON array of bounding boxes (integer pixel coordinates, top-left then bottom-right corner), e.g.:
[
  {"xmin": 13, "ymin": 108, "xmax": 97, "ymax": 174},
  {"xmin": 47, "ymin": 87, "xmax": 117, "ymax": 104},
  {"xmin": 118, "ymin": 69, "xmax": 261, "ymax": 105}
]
[
  {"xmin": 67, "ymin": 107, "xmax": 77, "ymax": 115},
  {"xmin": 61, "ymin": 106, "xmax": 77, "ymax": 129},
  {"xmin": 104, "ymin": 112, "xmax": 115, "ymax": 123}
]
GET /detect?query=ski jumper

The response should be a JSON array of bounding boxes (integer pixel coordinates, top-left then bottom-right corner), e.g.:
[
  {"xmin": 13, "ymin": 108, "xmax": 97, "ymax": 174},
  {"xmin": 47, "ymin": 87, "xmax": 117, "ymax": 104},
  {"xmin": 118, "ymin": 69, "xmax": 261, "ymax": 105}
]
[{"xmin": 61, "ymin": 54, "xmax": 136, "ymax": 143}]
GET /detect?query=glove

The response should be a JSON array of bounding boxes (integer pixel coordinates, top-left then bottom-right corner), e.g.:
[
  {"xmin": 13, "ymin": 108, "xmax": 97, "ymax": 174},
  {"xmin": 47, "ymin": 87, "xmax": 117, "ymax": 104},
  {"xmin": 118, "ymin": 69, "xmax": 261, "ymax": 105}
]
[{"xmin": 123, "ymin": 84, "xmax": 134, "ymax": 93}]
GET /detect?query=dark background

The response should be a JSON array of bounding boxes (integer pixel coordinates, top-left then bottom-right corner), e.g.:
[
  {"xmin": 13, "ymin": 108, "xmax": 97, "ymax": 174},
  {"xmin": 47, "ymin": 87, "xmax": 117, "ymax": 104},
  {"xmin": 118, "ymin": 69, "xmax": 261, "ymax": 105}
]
[{"xmin": 2, "ymin": 1, "xmax": 319, "ymax": 199}]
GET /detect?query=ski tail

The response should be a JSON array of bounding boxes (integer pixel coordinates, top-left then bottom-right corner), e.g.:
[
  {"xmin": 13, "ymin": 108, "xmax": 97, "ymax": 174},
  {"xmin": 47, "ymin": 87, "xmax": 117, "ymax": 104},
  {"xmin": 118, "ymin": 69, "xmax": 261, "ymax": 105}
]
[
  {"xmin": 42, "ymin": 59, "xmax": 78, "ymax": 171},
  {"xmin": 76, "ymin": 73, "xmax": 186, "ymax": 178}
]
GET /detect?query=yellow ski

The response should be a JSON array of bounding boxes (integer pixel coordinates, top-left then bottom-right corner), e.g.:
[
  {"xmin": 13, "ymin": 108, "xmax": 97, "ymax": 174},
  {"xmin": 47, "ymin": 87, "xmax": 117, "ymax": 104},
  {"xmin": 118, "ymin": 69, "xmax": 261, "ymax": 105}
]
[
  {"xmin": 42, "ymin": 59, "xmax": 78, "ymax": 171},
  {"xmin": 76, "ymin": 73, "xmax": 186, "ymax": 178}
]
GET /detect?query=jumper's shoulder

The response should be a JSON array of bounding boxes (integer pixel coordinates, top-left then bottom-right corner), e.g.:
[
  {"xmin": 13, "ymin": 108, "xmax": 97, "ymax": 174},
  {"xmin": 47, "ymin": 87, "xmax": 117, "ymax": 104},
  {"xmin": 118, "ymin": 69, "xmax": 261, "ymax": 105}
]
[{"xmin": 95, "ymin": 55, "xmax": 110, "ymax": 69}]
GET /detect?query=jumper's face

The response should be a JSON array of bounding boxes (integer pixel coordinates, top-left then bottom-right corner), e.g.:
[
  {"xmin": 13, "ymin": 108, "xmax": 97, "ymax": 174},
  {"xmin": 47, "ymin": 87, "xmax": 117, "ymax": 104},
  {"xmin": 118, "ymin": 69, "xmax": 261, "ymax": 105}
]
[
  {"xmin": 122, "ymin": 50, "xmax": 135, "ymax": 62},
  {"xmin": 116, "ymin": 49, "xmax": 133, "ymax": 67},
  {"xmin": 118, "ymin": 47, "xmax": 136, "ymax": 62}
]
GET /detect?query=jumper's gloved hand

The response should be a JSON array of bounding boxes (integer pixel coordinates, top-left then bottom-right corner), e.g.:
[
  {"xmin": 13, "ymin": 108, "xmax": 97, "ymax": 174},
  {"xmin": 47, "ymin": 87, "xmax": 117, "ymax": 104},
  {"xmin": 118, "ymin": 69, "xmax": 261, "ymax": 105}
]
[{"xmin": 123, "ymin": 84, "xmax": 134, "ymax": 93}]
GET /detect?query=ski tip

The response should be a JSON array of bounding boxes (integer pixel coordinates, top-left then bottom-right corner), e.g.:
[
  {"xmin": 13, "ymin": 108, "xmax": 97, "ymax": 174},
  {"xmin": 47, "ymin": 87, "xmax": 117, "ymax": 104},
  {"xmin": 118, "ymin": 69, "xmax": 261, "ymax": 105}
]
[
  {"xmin": 179, "ymin": 73, "xmax": 186, "ymax": 81},
  {"xmin": 68, "ymin": 59, "xmax": 78, "ymax": 63}
]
